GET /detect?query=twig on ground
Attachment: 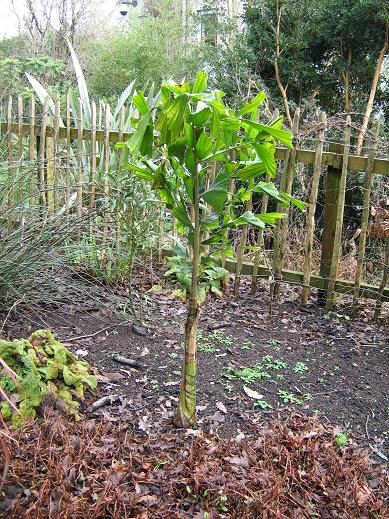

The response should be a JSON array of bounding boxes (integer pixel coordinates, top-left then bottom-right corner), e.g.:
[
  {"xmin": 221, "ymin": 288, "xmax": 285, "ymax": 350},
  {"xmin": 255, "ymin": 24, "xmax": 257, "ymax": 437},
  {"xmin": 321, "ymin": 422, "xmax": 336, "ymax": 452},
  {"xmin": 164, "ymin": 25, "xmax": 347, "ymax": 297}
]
[{"xmin": 64, "ymin": 320, "xmax": 131, "ymax": 342}]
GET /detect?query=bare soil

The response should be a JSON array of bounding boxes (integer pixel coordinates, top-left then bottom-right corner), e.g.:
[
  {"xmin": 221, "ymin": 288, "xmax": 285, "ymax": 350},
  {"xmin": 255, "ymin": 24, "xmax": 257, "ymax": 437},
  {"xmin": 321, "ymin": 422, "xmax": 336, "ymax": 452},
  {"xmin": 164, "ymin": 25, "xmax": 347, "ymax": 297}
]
[{"xmin": 5, "ymin": 276, "xmax": 388, "ymax": 461}]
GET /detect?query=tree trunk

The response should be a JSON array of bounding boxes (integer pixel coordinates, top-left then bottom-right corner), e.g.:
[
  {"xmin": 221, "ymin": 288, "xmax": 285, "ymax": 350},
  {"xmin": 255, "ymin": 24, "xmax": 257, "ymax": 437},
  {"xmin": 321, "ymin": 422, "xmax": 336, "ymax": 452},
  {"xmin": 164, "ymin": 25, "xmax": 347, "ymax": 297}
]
[
  {"xmin": 173, "ymin": 126, "xmax": 201, "ymax": 428},
  {"xmin": 356, "ymin": 28, "xmax": 388, "ymax": 155},
  {"xmin": 274, "ymin": 2, "xmax": 292, "ymax": 127},
  {"xmin": 342, "ymin": 48, "xmax": 352, "ymax": 111}
]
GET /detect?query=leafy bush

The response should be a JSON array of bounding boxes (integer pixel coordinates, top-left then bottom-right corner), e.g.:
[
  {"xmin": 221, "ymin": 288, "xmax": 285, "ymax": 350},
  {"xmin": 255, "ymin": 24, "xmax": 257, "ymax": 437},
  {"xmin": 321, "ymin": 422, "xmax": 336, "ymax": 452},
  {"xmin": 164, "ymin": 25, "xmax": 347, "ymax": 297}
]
[
  {"xmin": 165, "ymin": 245, "xmax": 229, "ymax": 302},
  {"xmin": 0, "ymin": 330, "xmax": 97, "ymax": 426}
]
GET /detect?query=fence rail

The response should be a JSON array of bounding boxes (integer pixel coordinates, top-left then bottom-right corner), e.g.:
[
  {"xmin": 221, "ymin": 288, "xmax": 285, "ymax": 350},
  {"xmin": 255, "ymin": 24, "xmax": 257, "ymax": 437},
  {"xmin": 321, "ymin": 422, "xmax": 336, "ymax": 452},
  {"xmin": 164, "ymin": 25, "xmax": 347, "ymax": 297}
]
[{"xmin": 1, "ymin": 96, "xmax": 388, "ymax": 314}]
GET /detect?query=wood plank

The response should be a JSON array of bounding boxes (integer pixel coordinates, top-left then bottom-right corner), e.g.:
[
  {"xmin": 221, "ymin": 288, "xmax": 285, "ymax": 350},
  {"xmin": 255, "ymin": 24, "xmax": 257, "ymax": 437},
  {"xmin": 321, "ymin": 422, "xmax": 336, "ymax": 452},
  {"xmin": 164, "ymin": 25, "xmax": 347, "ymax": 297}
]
[
  {"xmin": 325, "ymin": 116, "xmax": 351, "ymax": 310},
  {"xmin": 77, "ymin": 97, "xmax": 83, "ymax": 218},
  {"xmin": 29, "ymin": 96, "xmax": 36, "ymax": 204},
  {"xmin": 1, "ymin": 121, "xmax": 388, "ymax": 175},
  {"xmin": 225, "ymin": 260, "xmax": 389, "ymax": 302},
  {"xmin": 301, "ymin": 111, "xmax": 326, "ymax": 304},
  {"xmin": 353, "ymin": 121, "xmax": 380, "ymax": 306}
]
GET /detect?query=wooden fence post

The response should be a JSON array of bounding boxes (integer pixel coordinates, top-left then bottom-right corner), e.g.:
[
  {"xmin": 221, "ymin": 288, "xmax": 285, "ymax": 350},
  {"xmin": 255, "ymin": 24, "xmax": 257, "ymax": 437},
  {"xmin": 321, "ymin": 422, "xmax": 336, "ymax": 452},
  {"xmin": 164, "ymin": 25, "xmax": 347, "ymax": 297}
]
[
  {"xmin": 301, "ymin": 111, "xmax": 326, "ymax": 305},
  {"xmin": 323, "ymin": 116, "xmax": 351, "ymax": 310},
  {"xmin": 352, "ymin": 121, "xmax": 380, "ymax": 309},
  {"xmin": 17, "ymin": 96, "xmax": 24, "ymax": 205},
  {"xmin": 89, "ymin": 101, "xmax": 97, "ymax": 208}
]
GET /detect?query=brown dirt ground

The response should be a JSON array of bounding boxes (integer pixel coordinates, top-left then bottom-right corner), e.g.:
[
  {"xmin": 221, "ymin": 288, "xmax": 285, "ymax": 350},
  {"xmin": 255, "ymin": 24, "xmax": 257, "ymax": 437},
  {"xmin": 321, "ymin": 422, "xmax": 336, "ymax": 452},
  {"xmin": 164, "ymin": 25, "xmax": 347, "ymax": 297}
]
[{"xmin": 4, "ymin": 276, "xmax": 389, "ymax": 461}]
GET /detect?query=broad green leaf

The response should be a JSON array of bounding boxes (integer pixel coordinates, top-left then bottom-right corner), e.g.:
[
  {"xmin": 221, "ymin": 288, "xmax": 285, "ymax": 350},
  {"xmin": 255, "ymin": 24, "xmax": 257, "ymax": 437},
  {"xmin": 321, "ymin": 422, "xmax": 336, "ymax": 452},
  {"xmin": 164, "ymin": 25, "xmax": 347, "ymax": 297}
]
[
  {"xmin": 191, "ymin": 107, "xmax": 212, "ymax": 127},
  {"xmin": 242, "ymin": 119, "xmax": 293, "ymax": 148},
  {"xmin": 196, "ymin": 131, "xmax": 213, "ymax": 160},
  {"xmin": 238, "ymin": 92, "xmax": 266, "ymax": 116},
  {"xmin": 236, "ymin": 161, "xmax": 266, "ymax": 180},
  {"xmin": 254, "ymin": 181, "xmax": 284, "ymax": 203},
  {"xmin": 255, "ymin": 212, "xmax": 285, "ymax": 224},
  {"xmin": 127, "ymin": 112, "xmax": 151, "ymax": 155},
  {"xmin": 202, "ymin": 186, "xmax": 227, "ymax": 214},
  {"xmin": 280, "ymin": 192, "xmax": 306, "ymax": 211},
  {"xmin": 192, "ymin": 70, "xmax": 208, "ymax": 93},
  {"xmin": 253, "ymin": 142, "xmax": 276, "ymax": 177},
  {"xmin": 172, "ymin": 202, "xmax": 193, "ymax": 228},
  {"xmin": 128, "ymin": 163, "xmax": 154, "ymax": 181},
  {"xmin": 132, "ymin": 91, "xmax": 150, "ymax": 116},
  {"xmin": 235, "ymin": 211, "xmax": 266, "ymax": 229}
]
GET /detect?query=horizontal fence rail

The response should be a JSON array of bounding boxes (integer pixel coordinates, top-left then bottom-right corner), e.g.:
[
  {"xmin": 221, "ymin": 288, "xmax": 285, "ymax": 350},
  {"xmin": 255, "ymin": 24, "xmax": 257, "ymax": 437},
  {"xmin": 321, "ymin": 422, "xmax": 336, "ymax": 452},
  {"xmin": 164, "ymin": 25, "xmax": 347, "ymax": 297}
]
[{"xmin": 0, "ymin": 95, "xmax": 388, "ymax": 316}]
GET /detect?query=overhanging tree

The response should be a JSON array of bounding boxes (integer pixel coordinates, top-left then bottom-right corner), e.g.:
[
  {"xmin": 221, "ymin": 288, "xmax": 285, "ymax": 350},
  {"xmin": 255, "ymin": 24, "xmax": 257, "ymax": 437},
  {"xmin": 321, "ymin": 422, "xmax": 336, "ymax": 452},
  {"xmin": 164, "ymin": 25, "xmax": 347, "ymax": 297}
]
[{"xmin": 127, "ymin": 71, "xmax": 301, "ymax": 427}]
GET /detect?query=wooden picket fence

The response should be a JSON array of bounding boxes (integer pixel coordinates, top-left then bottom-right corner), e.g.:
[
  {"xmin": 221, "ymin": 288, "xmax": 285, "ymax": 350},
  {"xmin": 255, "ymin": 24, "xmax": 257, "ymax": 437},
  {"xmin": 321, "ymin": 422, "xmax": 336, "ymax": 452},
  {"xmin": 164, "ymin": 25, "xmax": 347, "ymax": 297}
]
[{"xmin": 0, "ymin": 95, "xmax": 388, "ymax": 316}]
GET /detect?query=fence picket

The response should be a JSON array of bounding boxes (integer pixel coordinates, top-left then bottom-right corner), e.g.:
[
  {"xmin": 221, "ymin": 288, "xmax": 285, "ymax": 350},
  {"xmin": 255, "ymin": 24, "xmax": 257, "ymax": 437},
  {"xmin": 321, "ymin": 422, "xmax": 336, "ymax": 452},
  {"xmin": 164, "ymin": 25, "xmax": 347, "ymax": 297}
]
[
  {"xmin": 374, "ymin": 238, "xmax": 389, "ymax": 318},
  {"xmin": 39, "ymin": 97, "xmax": 49, "ymax": 208},
  {"xmin": 353, "ymin": 121, "xmax": 380, "ymax": 308},
  {"xmin": 89, "ymin": 101, "xmax": 97, "ymax": 209},
  {"xmin": 270, "ymin": 108, "xmax": 300, "ymax": 304},
  {"xmin": 7, "ymin": 97, "xmax": 14, "ymax": 233},
  {"xmin": 66, "ymin": 94, "xmax": 72, "ymax": 202},
  {"xmin": 77, "ymin": 97, "xmax": 84, "ymax": 218},
  {"xmin": 102, "ymin": 104, "xmax": 111, "ymax": 244},
  {"xmin": 29, "ymin": 97, "xmax": 36, "ymax": 204},
  {"xmin": 301, "ymin": 111, "xmax": 326, "ymax": 305}
]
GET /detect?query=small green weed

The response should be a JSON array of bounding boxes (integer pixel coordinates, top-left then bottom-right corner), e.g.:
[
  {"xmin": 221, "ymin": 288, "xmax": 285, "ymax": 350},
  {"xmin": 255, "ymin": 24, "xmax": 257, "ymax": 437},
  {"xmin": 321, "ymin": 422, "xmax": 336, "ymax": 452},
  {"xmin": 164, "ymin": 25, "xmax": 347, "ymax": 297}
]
[
  {"xmin": 262, "ymin": 355, "xmax": 288, "ymax": 370},
  {"xmin": 335, "ymin": 432, "xmax": 348, "ymax": 446},
  {"xmin": 277, "ymin": 389, "xmax": 303, "ymax": 405},
  {"xmin": 224, "ymin": 364, "xmax": 270, "ymax": 384},
  {"xmin": 293, "ymin": 362, "xmax": 309, "ymax": 374},
  {"xmin": 253, "ymin": 400, "xmax": 273, "ymax": 410}
]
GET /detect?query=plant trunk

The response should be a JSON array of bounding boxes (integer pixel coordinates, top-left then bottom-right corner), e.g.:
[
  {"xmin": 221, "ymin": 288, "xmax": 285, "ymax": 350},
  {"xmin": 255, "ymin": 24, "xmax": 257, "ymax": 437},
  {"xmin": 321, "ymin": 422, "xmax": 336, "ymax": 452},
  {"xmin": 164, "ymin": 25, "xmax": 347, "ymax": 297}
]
[
  {"xmin": 342, "ymin": 49, "xmax": 352, "ymax": 111},
  {"xmin": 173, "ymin": 126, "xmax": 201, "ymax": 428},
  {"xmin": 356, "ymin": 29, "xmax": 388, "ymax": 155}
]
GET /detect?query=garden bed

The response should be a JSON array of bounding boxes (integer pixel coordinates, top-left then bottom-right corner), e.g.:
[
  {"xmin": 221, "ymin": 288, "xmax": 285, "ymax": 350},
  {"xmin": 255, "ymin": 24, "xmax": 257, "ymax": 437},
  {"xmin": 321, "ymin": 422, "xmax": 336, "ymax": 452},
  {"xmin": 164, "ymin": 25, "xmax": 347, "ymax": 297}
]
[{"xmin": 5, "ymin": 277, "xmax": 388, "ymax": 460}]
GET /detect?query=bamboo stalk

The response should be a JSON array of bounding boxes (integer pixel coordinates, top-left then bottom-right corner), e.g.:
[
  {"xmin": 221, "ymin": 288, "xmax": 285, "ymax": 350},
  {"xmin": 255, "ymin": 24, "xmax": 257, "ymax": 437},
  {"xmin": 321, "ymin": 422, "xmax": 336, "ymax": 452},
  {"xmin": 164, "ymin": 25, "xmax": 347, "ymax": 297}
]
[
  {"xmin": 325, "ymin": 115, "xmax": 352, "ymax": 310},
  {"xmin": 374, "ymin": 237, "xmax": 389, "ymax": 319},
  {"xmin": 76, "ymin": 97, "xmax": 83, "ymax": 218},
  {"xmin": 39, "ymin": 96, "xmax": 49, "ymax": 209},
  {"xmin": 271, "ymin": 108, "xmax": 300, "ymax": 301},
  {"xmin": 89, "ymin": 101, "xmax": 97, "ymax": 208},
  {"xmin": 102, "ymin": 104, "xmax": 110, "ymax": 244},
  {"xmin": 29, "ymin": 96, "xmax": 35, "ymax": 204},
  {"xmin": 353, "ymin": 121, "xmax": 380, "ymax": 309},
  {"xmin": 7, "ymin": 97, "xmax": 14, "ymax": 233},
  {"xmin": 301, "ymin": 111, "xmax": 326, "ymax": 305}
]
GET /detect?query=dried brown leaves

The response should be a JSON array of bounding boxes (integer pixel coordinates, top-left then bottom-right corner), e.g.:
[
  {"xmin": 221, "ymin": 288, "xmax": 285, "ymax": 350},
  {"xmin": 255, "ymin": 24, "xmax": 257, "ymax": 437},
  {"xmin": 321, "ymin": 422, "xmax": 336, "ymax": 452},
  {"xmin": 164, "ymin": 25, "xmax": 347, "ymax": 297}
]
[{"xmin": 2, "ymin": 412, "xmax": 388, "ymax": 518}]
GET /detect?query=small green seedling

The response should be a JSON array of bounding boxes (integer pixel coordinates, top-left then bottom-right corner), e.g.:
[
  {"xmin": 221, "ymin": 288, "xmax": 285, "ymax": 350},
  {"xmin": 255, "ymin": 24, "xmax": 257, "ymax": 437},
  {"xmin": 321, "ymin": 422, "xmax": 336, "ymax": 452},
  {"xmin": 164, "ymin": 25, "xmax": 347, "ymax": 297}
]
[
  {"xmin": 335, "ymin": 432, "xmax": 348, "ymax": 447},
  {"xmin": 262, "ymin": 355, "xmax": 288, "ymax": 370},
  {"xmin": 253, "ymin": 400, "xmax": 273, "ymax": 410},
  {"xmin": 293, "ymin": 362, "xmax": 308, "ymax": 374},
  {"xmin": 277, "ymin": 389, "xmax": 303, "ymax": 405}
]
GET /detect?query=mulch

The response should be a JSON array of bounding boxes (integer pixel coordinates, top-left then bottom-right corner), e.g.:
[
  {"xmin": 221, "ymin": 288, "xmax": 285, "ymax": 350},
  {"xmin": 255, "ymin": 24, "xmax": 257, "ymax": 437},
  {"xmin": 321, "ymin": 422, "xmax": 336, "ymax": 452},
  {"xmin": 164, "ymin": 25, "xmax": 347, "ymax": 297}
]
[{"xmin": 2, "ymin": 411, "xmax": 388, "ymax": 518}]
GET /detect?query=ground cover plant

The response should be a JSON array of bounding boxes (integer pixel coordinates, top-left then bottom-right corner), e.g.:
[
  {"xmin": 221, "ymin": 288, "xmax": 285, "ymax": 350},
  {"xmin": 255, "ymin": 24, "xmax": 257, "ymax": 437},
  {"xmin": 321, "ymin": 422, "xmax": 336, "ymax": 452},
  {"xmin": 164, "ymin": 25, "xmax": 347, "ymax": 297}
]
[
  {"xmin": 0, "ymin": 330, "xmax": 96, "ymax": 425},
  {"xmin": 128, "ymin": 71, "xmax": 302, "ymax": 427}
]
